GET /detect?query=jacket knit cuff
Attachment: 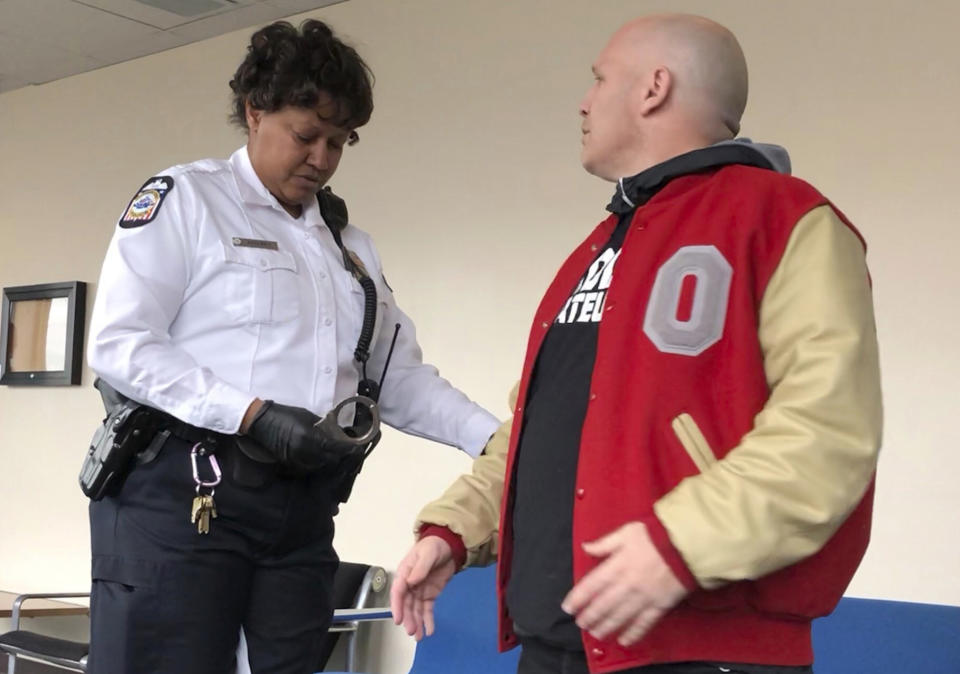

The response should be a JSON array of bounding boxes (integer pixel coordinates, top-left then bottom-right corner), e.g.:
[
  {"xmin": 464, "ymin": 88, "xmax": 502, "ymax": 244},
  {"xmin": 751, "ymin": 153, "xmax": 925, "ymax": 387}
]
[
  {"xmin": 640, "ymin": 513, "xmax": 699, "ymax": 592},
  {"xmin": 418, "ymin": 524, "xmax": 467, "ymax": 570}
]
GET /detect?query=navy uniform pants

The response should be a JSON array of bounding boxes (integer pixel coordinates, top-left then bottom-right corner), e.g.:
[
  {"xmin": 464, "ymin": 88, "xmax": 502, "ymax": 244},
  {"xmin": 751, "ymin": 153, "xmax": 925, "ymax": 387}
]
[
  {"xmin": 87, "ymin": 433, "xmax": 339, "ymax": 674},
  {"xmin": 518, "ymin": 636, "xmax": 814, "ymax": 674}
]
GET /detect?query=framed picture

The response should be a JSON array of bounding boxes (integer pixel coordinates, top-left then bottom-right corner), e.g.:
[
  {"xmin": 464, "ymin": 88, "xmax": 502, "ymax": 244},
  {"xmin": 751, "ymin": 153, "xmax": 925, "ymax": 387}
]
[{"xmin": 0, "ymin": 281, "xmax": 87, "ymax": 386}]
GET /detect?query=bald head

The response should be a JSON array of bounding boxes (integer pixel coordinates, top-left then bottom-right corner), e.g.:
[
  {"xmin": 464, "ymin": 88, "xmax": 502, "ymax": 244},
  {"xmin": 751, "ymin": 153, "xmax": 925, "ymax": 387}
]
[
  {"xmin": 578, "ymin": 13, "xmax": 749, "ymax": 179},
  {"xmin": 615, "ymin": 14, "xmax": 748, "ymax": 138}
]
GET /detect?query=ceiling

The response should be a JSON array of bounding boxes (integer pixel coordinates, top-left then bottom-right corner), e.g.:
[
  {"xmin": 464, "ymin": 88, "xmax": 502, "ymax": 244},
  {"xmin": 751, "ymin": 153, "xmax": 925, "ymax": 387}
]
[{"xmin": 0, "ymin": 0, "xmax": 346, "ymax": 94}]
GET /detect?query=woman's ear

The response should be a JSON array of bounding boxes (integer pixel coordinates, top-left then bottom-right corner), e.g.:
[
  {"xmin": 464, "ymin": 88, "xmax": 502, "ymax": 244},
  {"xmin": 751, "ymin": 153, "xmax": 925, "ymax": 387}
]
[{"xmin": 245, "ymin": 101, "xmax": 262, "ymax": 132}]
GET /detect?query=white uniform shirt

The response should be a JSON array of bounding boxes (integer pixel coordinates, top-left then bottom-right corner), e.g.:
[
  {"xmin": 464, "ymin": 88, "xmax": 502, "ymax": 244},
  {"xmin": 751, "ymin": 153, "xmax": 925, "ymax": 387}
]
[{"xmin": 88, "ymin": 146, "xmax": 498, "ymax": 457}]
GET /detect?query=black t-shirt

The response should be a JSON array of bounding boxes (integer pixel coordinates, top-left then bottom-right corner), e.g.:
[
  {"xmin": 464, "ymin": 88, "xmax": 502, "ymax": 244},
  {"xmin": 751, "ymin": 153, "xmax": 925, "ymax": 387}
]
[
  {"xmin": 505, "ymin": 144, "xmax": 776, "ymax": 649},
  {"xmin": 506, "ymin": 213, "xmax": 630, "ymax": 648}
]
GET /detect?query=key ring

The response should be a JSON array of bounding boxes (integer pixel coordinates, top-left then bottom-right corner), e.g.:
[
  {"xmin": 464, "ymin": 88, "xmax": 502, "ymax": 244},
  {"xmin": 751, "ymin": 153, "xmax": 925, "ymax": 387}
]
[{"xmin": 191, "ymin": 443, "xmax": 222, "ymax": 491}]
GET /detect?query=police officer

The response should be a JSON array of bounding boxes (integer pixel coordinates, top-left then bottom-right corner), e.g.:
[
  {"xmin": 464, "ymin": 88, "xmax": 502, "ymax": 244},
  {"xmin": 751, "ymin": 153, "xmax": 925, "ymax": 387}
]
[{"xmin": 85, "ymin": 19, "xmax": 499, "ymax": 674}]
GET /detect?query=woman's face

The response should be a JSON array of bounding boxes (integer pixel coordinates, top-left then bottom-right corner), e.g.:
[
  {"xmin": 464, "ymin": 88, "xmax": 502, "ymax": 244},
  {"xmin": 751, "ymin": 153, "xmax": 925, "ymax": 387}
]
[{"xmin": 245, "ymin": 99, "xmax": 354, "ymax": 215}]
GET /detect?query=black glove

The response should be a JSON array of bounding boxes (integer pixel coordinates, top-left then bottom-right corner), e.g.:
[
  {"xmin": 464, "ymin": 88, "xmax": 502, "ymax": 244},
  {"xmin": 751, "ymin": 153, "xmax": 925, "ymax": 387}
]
[{"xmin": 246, "ymin": 401, "xmax": 356, "ymax": 472}]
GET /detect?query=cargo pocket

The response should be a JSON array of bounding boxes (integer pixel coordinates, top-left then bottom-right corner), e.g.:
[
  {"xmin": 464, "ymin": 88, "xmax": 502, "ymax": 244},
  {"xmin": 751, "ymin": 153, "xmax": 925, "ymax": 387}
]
[
  {"xmin": 671, "ymin": 412, "xmax": 718, "ymax": 473},
  {"xmin": 92, "ymin": 555, "xmax": 161, "ymax": 591},
  {"xmin": 89, "ymin": 555, "xmax": 163, "ymax": 671}
]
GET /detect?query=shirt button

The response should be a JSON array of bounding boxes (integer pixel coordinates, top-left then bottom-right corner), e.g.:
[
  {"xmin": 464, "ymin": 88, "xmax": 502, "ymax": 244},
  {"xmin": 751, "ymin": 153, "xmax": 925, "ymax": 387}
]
[
  {"xmin": 324, "ymin": 317, "xmax": 333, "ymax": 326},
  {"xmin": 319, "ymin": 272, "xmax": 327, "ymax": 279},
  {"xmin": 259, "ymin": 258, "xmax": 267, "ymax": 268},
  {"xmin": 324, "ymin": 366, "xmax": 333, "ymax": 375},
  {"xmin": 212, "ymin": 420, "xmax": 223, "ymax": 430},
  {"xmin": 576, "ymin": 488, "xmax": 586, "ymax": 500},
  {"xmin": 591, "ymin": 647, "xmax": 606, "ymax": 660}
]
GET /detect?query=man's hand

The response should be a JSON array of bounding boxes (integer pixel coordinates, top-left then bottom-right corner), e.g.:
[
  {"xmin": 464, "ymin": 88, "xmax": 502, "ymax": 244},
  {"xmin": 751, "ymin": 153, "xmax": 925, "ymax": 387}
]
[
  {"xmin": 562, "ymin": 521, "xmax": 688, "ymax": 646},
  {"xmin": 390, "ymin": 536, "xmax": 457, "ymax": 641},
  {"xmin": 245, "ymin": 400, "xmax": 354, "ymax": 471}
]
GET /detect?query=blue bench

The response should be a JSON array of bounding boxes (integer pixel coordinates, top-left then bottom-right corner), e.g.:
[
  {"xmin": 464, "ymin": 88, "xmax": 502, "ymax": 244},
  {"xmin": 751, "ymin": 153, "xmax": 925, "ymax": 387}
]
[
  {"xmin": 332, "ymin": 564, "xmax": 960, "ymax": 673},
  {"xmin": 812, "ymin": 595, "xmax": 960, "ymax": 673}
]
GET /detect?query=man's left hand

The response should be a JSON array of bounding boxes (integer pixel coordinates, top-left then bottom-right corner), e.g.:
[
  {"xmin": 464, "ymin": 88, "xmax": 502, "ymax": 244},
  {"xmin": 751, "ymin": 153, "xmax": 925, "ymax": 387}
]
[{"xmin": 561, "ymin": 521, "xmax": 688, "ymax": 646}]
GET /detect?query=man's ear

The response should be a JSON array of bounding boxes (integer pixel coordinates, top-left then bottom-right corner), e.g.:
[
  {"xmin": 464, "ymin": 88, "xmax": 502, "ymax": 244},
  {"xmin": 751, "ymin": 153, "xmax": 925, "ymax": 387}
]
[{"xmin": 638, "ymin": 66, "xmax": 673, "ymax": 116}]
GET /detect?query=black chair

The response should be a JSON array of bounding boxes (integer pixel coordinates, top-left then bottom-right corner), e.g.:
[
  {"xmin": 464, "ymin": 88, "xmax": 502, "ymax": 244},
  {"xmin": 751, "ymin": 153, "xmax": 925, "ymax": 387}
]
[{"xmin": 0, "ymin": 562, "xmax": 388, "ymax": 674}]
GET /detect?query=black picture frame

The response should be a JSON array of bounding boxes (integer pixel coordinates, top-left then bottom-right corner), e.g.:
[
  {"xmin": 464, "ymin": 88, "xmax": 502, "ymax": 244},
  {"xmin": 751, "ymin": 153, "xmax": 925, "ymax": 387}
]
[{"xmin": 0, "ymin": 281, "xmax": 87, "ymax": 386}]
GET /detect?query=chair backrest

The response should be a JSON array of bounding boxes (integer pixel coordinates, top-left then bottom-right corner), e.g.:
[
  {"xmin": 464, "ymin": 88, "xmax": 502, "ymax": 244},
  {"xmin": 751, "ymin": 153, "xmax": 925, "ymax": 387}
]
[
  {"xmin": 316, "ymin": 562, "xmax": 388, "ymax": 671},
  {"xmin": 408, "ymin": 565, "xmax": 520, "ymax": 674},
  {"xmin": 812, "ymin": 597, "xmax": 960, "ymax": 673}
]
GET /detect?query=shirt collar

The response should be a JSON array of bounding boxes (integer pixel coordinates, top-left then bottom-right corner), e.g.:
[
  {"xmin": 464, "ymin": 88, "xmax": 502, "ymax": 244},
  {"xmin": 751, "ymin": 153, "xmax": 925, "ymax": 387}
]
[
  {"xmin": 230, "ymin": 146, "xmax": 323, "ymax": 227},
  {"xmin": 605, "ymin": 142, "xmax": 776, "ymax": 215},
  {"xmin": 230, "ymin": 145, "xmax": 276, "ymax": 208}
]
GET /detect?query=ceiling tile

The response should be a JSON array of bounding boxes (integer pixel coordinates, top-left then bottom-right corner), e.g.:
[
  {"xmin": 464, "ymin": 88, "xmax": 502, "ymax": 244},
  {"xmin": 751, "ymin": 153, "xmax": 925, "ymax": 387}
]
[
  {"xmin": 84, "ymin": 27, "xmax": 186, "ymax": 63},
  {"xmin": 77, "ymin": 0, "xmax": 251, "ymax": 30},
  {"xmin": 165, "ymin": 2, "xmax": 285, "ymax": 42},
  {"xmin": 0, "ymin": 0, "xmax": 352, "ymax": 94},
  {"xmin": 0, "ymin": 29, "xmax": 103, "ymax": 85},
  {"xmin": 0, "ymin": 72, "xmax": 30, "ymax": 94},
  {"xmin": 265, "ymin": 0, "xmax": 346, "ymax": 16},
  {"xmin": 0, "ymin": 0, "xmax": 163, "ymax": 57}
]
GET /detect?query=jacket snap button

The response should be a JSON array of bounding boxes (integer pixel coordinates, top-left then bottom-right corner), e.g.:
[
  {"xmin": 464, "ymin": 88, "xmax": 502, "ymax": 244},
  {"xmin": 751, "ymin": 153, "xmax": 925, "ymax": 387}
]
[
  {"xmin": 541, "ymin": 321, "xmax": 549, "ymax": 328},
  {"xmin": 576, "ymin": 488, "xmax": 585, "ymax": 499},
  {"xmin": 589, "ymin": 393, "xmax": 597, "ymax": 401},
  {"xmin": 591, "ymin": 647, "xmax": 606, "ymax": 659},
  {"xmin": 590, "ymin": 243, "xmax": 598, "ymax": 251}
]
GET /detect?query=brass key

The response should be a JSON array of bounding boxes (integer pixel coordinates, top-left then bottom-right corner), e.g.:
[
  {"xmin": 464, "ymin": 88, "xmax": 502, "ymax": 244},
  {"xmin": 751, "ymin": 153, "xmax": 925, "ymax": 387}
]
[{"xmin": 190, "ymin": 493, "xmax": 218, "ymax": 534}]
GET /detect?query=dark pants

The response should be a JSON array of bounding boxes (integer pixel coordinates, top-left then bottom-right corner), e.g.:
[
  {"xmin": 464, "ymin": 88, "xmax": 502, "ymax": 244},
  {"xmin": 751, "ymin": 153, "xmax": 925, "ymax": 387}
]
[
  {"xmin": 87, "ymin": 433, "xmax": 339, "ymax": 674},
  {"xmin": 517, "ymin": 636, "xmax": 814, "ymax": 674}
]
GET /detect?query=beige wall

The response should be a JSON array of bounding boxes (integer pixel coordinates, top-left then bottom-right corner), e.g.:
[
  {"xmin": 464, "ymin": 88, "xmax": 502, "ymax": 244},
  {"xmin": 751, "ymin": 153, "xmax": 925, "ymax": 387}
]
[{"xmin": 1, "ymin": 0, "xmax": 958, "ymax": 671}]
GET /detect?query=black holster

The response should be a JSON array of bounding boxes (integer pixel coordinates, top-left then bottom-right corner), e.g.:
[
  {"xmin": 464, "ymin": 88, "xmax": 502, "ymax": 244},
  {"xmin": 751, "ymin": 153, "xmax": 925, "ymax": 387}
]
[{"xmin": 79, "ymin": 399, "xmax": 160, "ymax": 501}]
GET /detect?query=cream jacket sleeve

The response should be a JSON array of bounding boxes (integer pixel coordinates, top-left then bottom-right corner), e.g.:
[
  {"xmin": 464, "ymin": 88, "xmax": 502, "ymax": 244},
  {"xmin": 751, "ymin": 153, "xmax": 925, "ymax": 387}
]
[
  {"xmin": 654, "ymin": 205, "xmax": 883, "ymax": 588},
  {"xmin": 413, "ymin": 383, "xmax": 518, "ymax": 567}
]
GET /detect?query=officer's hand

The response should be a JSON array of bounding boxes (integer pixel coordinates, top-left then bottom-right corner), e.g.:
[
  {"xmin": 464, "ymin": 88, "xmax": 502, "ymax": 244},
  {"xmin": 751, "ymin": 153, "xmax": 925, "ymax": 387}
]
[
  {"xmin": 390, "ymin": 536, "xmax": 456, "ymax": 641},
  {"xmin": 246, "ymin": 400, "xmax": 353, "ymax": 471}
]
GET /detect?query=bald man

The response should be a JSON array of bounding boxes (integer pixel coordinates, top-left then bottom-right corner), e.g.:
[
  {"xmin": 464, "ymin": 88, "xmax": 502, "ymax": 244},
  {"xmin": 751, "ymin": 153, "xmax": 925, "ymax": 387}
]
[{"xmin": 392, "ymin": 14, "xmax": 881, "ymax": 674}]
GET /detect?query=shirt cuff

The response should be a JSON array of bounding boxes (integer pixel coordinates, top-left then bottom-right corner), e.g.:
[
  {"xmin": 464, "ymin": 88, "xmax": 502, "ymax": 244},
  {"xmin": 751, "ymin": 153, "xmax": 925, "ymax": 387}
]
[
  {"xmin": 640, "ymin": 513, "xmax": 699, "ymax": 592},
  {"xmin": 197, "ymin": 381, "xmax": 257, "ymax": 434},
  {"xmin": 418, "ymin": 524, "xmax": 467, "ymax": 570},
  {"xmin": 459, "ymin": 408, "xmax": 502, "ymax": 459}
]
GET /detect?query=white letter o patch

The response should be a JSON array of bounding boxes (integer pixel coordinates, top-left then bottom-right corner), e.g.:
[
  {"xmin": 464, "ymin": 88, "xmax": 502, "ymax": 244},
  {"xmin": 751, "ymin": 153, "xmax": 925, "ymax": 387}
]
[{"xmin": 642, "ymin": 245, "xmax": 732, "ymax": 356}]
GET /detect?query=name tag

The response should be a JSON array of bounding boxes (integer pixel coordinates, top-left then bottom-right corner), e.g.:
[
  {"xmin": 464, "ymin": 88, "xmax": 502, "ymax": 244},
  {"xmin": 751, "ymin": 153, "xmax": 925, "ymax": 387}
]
[{"xmin": 232, "ymin": 237, "xmax": 279, "ymax": 251}]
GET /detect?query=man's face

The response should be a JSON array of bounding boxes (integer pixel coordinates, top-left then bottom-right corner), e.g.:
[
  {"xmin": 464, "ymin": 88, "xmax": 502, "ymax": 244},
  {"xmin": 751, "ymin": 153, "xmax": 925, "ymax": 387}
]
[
  {"xmin": 578, "ymin": 37, "xmax": 645, "ymax": 180},
  {"xmin": 246, "ymin": 99, "xmax": 354, "ymax": 212}
]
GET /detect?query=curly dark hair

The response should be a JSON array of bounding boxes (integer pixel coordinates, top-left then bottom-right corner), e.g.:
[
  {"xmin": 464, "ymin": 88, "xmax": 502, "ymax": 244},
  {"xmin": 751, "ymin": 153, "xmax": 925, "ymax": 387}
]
[{"xmin": 229, "ymin": 19, "xmax": 374, "ymax": 133}]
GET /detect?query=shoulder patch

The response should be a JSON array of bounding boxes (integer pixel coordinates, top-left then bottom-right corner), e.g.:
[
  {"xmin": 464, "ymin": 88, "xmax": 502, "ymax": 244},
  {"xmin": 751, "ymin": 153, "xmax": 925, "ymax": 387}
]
[{"xmin": 119, "ymin": 176, "xmax": 174, "ymax": 228}]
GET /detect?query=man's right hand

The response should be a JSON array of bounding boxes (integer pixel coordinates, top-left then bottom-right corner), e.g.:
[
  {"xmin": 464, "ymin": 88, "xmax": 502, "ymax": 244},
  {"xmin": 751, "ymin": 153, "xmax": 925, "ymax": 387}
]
[
  {"xmin": 390, "ymin": 536, "xmax": 456, "ymax": 640},
  {"xmin": 245, "ymin": 400, "xmax": 353, "ymax": 472}
]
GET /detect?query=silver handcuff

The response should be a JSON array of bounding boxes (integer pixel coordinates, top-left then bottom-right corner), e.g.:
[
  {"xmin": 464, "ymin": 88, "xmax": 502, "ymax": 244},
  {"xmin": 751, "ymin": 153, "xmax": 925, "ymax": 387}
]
[{"xmin": 314, "ymin": 394, "xmax": 381, "ymax": 449}]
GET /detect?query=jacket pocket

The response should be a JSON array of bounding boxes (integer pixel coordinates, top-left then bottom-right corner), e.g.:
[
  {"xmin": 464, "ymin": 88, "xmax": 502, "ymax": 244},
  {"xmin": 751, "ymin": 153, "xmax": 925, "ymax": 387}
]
[
  {"xmin": 671, "ymin": 412, "xmax": 718, "ymax": 473},
  {"xmin": 221, "ymin": 241, "xmax": 300, "ymax": 324}
]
